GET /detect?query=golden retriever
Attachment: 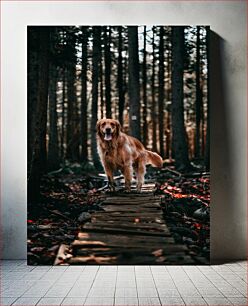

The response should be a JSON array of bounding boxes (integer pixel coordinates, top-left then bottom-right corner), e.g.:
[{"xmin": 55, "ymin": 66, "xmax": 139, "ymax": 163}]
[{"xmin": 96, "ymin": 118, "xmax": 163, "ymax": 192}]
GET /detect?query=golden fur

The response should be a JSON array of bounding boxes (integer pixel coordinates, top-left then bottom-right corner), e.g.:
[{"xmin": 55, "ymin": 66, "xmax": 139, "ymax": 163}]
[{"xmin": 96, "ymin": 118, "xmax": 163, "ymax": 191}]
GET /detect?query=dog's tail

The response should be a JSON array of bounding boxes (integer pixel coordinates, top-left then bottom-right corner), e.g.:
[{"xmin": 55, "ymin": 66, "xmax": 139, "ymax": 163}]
[{"xmin": 146, "ymin": 150, "xmax": 163, "ymax": 168}]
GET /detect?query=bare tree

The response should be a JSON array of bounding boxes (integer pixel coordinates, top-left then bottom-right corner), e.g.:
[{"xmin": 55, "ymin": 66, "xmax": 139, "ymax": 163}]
[
  {"xmin": 205, "ymin": 26, "xmax": 210, "ymax": 171},
  {"xmin": 91, "ymin": 26, "xmax": 102, "ymax": 169},
  {"xmin": 128, "ymin": 26, "xmax": 141, "ymax": 140},
  {"xmin": 81, "ymin": 27, "xmax": 89, "ymax": 162},
  {"xmin": 142, "ymin": 26, "xmax": 148, "ymax": 146},
  {"xmin": 28, "ymin": 27, "xmax": 50, "ymax": 201},
  {"xmin": 151, "ymin": 27, "xmax": 157, "ymax": 152},
  {"xmin": 104, "ymin": 27, "xmax": 112, "ymax": 118},
  {"xmin": 171, "ymin": 26, "xmax": 190, "ymax": 171},
  {"xmin": 195, "ymin": 26, "xmax": 202, "ymax": 158},
  {"xmin": 118, "ymin": 26, "xmax": 125, "ymax": 126},
  {"xmin": 48, "ymin": 64, "xmax": 59, "ymax": 170},
  {"xmin": 158, "ymin": 26, "xmax": 165, "ymax": 157}
]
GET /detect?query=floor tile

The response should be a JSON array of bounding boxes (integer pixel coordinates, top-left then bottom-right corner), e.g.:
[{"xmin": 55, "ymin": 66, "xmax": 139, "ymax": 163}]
[
  {"xmin": 182, "ymin": 297, "xmax": 207, "ymax": 305},
  {"xmin": 204, "ymin": 297, "xmax": 233, "ymax": 305},
  {"xmin": 139, "ymin": 297, "xmax": 161, "ymax": 305},
  {"xmin": 67, "ymin": 285, "xmax": 91, "ymax": 297},
  {"xmin": 115, "ymin": 297, "xmax": 138, "ymax": 305},
  {"xmin": 228, "ymin": 297, "xmax": 248, "ymax": 305},
  {"xmin": 37, "ymin": 297, "xmax": 64, "ymax": 305},
  {"xmin": 84, "ymin": 297, "xmax": 114, "ymax": 305},
  {"xmin": 160, "ymin": 297, "xmax": 185, "ymax": 305},
  {"xmin": 177, "ymin": 288, "xmax": 201, "ymax": 297},
  {"xmin": 115, "ymin": 287, "xmax": 137, "ymax": 298},
  {"xmin": 157, "ymin": 288, "xmax": 180, "ymax": 297},
  {"xmin": 88, "ymin": 287, "xmax": 115, "ymax": 298},
  {"xmin": 137, "ymin": 287, "xmax": 158, "ymax": 297},
  {"xmin": 0, "ymin": 297, "xmax": 17, "ymax": 306},
  {"xmin": 217, "ymin": 286, "xmax": 244, "ymax": 297},
  {"xmin": 116, "ymin": 280, "xmax": 136, "ymax": 287},
  {"xmin": 44, "ymin": 285, "xmax": 72, "ymax": 297},
  {"xmin": 61, "ymin": 297, "xmax": 86, "ymax": 305},
  {"xmin": 12, "ymin": 297, "xmax": 41, "ymax": 305}
]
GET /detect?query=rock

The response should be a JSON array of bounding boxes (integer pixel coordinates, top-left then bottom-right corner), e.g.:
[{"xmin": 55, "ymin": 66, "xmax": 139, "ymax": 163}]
[
  {"xmin": 78, "ymin": 212, "xmax": 91, "ymax": 223},
  {"xmin": 38, "ymin": 224, "xmax": 53, "ymax": 230},
  {"xmin": 28, "ymin": 224, "xmax": 38, "ymax": 232},
  {"xmin": 172, "ymin": 226, "xmax": 198, "ymax": 241},
  {"xmin": 193, "ymin": 207, "xmax": 209, "ymax": 220},
  {"xmin": 30, "ymin": 247, "xmax": 45, "ymax": 252}
]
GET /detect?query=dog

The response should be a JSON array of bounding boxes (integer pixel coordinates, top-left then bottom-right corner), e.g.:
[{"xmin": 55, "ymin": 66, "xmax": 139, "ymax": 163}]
[{"xmin": 96, "ymin": 118, "xmax": 163, "ymax": 192}]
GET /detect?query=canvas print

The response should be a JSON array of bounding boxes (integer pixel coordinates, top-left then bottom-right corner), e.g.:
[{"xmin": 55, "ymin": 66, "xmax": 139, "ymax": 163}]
[{"xmin": 27, "ymin": 26, "xmax": 210, "ymax": 265}]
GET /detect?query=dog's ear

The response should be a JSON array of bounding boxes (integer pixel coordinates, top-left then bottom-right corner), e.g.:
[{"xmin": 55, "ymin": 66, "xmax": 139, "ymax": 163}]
[
  {"xmin": 96, "ymin": 119, "xmax": 102, "ymax": 135},
  {"xmin": 115, "ymin": 120, "xmax": 121, "ymax": 136}
]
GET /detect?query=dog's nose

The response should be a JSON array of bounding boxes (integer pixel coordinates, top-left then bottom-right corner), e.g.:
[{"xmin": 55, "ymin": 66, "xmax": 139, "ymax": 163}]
[{"xmin": 105, "ymin": 128, "xmax": 111, "ymax": 134}]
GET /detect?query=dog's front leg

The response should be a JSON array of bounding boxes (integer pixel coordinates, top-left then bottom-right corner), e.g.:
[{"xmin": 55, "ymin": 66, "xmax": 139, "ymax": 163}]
[
  {"xmin": 123, "ymin": 163, "xmax": 133, "ymax": 192},
  {"xmin": 104, "ymin": 166, "xmax": 115, "ymax": 191}
]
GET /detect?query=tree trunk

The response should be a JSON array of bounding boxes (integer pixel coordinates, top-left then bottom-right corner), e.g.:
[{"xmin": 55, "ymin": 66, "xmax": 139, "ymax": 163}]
[
  {"xmin": 171, "ymin": 26, "xmax": 190, "ymax": 171},
  {"xmin": 194, "ymin": 26, "xmax": 202, "ymax": 158},
  {"xmin": 118, "ymin": 26, "xmax": 125, "ymax": 126},
  {"xmin": 128, "ymin": 26, "xmax": 141, "ymax": 140},
  {"xmin": 205, "ymin": 26, "xmax": 210, "ymax": 171},
  {"xmin": 91, "ymin": 27, "xmax": 102, "ymax": 169},
  {"xmin": 165, "ymin": 39, "xmax": 172, "ymax": 159},
  {"xmin": 151, "ymin": 27, "xmax": 157, "ymax": 152},
  {"xmin": 81, "ymin": 27, "xmax": 88, "ymax": 162},
  {"xmin": 61, "ymin": 67, "xmax": 66, "ymax": 161},
  {"xmin": 142, "ymin": 26, "xmax": 148, "ymax": 146},
  {"xmin": 66, "ymin": 60, "xmax": 79, "ymax": 161},
  {"xmin": 104, "ymin": 27, "xmax": 112, "ymax": 118},
  {"xmin": 158, "ymin": 26, "xmax": 165, "ymax": 158},
  {"xmin": 28, "ymin": 27, "xmax": 50, "ymax": 202},
  {"xmin": 47, "ymin": 64, "xmax": 60, "ymax": 170},
  {"xmin": 28, "ymin": 27, "xmax": 39, "ymax": 170},
  {"xmin": 100, "ymin": 54, "xmax": 104, "ymax": 118}
]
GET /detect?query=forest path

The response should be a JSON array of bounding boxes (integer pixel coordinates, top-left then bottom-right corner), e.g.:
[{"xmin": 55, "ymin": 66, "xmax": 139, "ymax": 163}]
[{"xmin": 55, "ymin": 183, "xmax": 194, "ymax": 265}]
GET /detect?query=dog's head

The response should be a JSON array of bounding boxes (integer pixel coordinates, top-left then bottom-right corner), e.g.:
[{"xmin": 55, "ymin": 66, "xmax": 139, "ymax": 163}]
[{"xmin": 96, "ymin": 119, "xmax": 121, "ymax": 141}]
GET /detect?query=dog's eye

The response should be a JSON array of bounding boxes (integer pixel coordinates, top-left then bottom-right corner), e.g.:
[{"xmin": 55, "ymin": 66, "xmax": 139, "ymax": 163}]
[
  {"xmin": 101, "ymin": 123, "xmax": 106, "ymax": 127},
  {"xmin": 110, "ymin": 123, "xmax": 115, "ymax": 128}
]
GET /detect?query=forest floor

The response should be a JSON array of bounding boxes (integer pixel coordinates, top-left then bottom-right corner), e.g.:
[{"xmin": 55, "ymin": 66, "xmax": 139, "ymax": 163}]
[{"xmin": 27, "ymin": 162, "xmax": 210, "ymax": 265}]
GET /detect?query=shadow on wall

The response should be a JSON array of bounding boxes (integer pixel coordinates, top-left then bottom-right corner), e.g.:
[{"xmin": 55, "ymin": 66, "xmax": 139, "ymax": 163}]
[{"xmin": 210, "ymin": 31, "xmax": 246, "ymax": 263}]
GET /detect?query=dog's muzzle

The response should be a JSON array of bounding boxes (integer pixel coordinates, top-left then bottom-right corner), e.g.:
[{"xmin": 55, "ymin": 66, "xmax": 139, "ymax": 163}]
[{"xmin": 104, "ymin": 129, "xmax": 113, "ymax": 141}]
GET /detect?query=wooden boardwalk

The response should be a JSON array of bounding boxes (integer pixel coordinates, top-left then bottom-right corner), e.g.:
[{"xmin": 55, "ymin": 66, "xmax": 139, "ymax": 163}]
[{"xmin": 55, "ymin": 183, "xmax": 194, "ymax": 265}]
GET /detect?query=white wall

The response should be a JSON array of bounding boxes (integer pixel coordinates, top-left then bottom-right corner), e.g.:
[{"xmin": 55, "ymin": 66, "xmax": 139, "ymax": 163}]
[{"xmin": 1, "ymin": 1, "xmax": 247, "ymax": 261}]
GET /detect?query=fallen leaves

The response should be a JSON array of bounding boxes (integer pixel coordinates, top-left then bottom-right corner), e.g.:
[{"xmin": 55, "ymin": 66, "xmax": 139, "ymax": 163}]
[{"xmin": 156, "ymin": 167, "xmax": 210, "ymax": 263}]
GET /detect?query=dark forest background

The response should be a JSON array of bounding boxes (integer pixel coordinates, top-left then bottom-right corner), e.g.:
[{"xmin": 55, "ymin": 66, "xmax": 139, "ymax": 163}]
[{"xmin": 28, "ymin": 25, "xmax": 209, "ymax": 203}]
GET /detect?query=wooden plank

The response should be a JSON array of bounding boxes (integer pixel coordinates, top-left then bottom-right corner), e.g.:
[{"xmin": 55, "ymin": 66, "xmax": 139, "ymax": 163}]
[
  {"xmin": 83, "ymin": 222, "xmax": 170, "ymax": 234},
  {"xmin": 102, "ymin": 205, "xmax": 161, "ymax": 212},
  {"xmin": 54, "ymin": 244, "xmax": 70, "ymax": 265},
  {"xmin": 75, "ymin": 245, "xmax": 187, "ymax": 255},
  {"xmin": 102, "ymin": 201, "xmax": 161, "ymax": 206},
  {"xmin": 68, "ymin": 253, "xmax": 194, "ymax": 265},
  {"xmin": 104, "ymin": 197, "xmax": 160, "ymax": 202},
  {"xmin": 105, "ymin": 193, "xmax": 155, "ymax": 198},
  {"xmin": 93, "ymin": 211, "xmax": 163, "ymax": 217},
  {"xmin": 82, "ymin": 225, "xmax": 170, "ymax": 237},
  {"xmin": 73, "ymin": 232, "xmax": 176, "ymax": 248},
  {"xmin": 91, "ymin": 215, "xmax": 164, "ymax": 224}
]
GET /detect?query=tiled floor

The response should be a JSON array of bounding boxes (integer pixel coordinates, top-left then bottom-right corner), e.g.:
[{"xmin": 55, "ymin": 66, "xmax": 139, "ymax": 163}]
[{"xmin": 0, "ymin": 261, "xmax": 247, "ymax": 305}]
